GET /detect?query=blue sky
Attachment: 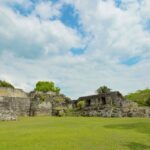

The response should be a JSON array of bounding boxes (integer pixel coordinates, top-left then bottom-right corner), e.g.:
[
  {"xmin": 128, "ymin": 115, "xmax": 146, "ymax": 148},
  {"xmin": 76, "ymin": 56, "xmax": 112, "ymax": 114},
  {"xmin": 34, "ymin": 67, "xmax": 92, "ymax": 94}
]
[
  {"xmin": 0, "ymin": 0, "xmax": 150, "ymax": 98},
  {"xmin": 121, "ymin": 56, "xmax": 141, "ymax": 66},
  {"xmin": 115, "ymin": 0, "xmax": 122, "ymax": 7},
  {"xmin": 60, "ymin": 4, "xmax": 79, "ymax": 29}
]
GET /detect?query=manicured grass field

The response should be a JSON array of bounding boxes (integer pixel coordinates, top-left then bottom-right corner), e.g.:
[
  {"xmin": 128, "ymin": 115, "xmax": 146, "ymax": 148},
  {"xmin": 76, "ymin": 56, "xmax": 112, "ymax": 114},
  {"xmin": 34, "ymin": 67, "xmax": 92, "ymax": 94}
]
[{"xmin": 0, "ymin": 117, "xmax": 150, "ymax": 150}]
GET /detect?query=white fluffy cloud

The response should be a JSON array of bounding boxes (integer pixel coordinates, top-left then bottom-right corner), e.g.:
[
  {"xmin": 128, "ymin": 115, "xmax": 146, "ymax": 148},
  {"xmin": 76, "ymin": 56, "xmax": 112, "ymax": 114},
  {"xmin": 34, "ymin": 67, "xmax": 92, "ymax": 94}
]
[
  {"xmin": 32, "ymin": 1, "xmax": 61, "ymax": 20},
  {"xmin": 0, "ymin": 0, "xmax": 150, "ymax": 98},
  {"xmin": 0, "ymin": 3, "xmax": 82, "ymax": 57}
]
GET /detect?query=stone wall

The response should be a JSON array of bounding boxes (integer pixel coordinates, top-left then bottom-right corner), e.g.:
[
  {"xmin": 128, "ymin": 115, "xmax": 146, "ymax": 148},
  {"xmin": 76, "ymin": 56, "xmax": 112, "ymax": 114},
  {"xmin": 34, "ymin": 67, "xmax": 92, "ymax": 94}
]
[
  {"xmin": 29, "ymin": 92, "xmax": 53, "ymax": 116},
  {"xmin": 0, "ymin": 87, "xmax": 28, "ymax": 98},
  {"xmin": 0, "ymin": 96, "xmax": 30, "ymax": 120}
]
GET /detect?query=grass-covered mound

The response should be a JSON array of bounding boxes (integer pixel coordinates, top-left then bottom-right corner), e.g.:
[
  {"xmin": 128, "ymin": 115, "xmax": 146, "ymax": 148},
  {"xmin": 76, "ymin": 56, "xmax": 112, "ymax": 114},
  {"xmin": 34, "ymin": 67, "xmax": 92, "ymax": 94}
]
[
  {"xmin": 0, "ymin": 80, "xmax": 14, "ymax": 88},
  {"xmin": 125, "ymin": 89, "xmax": 150, "ymax": 106},
  {"xmin": 0, "ymin": 117, "xmax": 150, "ymax": 150}
]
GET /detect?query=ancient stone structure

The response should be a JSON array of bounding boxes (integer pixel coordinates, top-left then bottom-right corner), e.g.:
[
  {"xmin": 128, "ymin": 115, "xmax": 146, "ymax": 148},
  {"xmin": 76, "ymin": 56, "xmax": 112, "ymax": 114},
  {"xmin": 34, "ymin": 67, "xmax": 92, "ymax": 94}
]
[
  {"xmin": 0, "ymin": 88, "xmax": 30, "ymax": 121},
  {"xmin": 0, "ymin": 88, "xmax": 149, "ymax": 120},
  {"xmin": 0, "ymin": 87, "xmax": 71, "ymax": 120},
  {"xmin": 74, "ymin": 92, "xmax": 150, "ymax": 117}
]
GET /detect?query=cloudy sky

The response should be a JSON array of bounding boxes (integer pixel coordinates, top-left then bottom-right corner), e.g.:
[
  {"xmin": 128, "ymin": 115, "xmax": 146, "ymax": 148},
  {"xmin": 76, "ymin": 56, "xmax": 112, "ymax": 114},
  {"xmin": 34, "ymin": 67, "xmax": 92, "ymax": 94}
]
[{"xmin": 0, "ymin": 0, "xmax": 150, "ymax": 98}]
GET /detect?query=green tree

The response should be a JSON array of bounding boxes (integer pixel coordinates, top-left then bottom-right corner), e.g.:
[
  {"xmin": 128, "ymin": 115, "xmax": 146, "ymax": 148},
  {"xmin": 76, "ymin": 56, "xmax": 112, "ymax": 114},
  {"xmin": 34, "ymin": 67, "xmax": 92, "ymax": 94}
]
[
  {"xmin": 125, "ymin": 89, "xmax": 150, "ymax": 106},
  {"xmin": 96, "ymin": 85, "xmax": 111, "ymax": 94},
  {"xmin": 145, "ymin": 97, "xmax": 150, "ymax": 106},
  {"xmin": 0, "ymin": 80, "xmax": 14, "ymax": 88},
  {"xmin": 34, "ymin": 81, "xmax": 60, "ymax": 94}
]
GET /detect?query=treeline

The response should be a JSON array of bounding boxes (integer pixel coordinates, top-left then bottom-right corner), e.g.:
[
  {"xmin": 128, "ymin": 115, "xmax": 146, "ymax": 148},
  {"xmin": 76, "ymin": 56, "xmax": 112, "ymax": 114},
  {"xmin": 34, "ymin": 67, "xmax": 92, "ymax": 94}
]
[{"xmin": 125, "ymin": 89, "xmax": 150, "ymax": 106}]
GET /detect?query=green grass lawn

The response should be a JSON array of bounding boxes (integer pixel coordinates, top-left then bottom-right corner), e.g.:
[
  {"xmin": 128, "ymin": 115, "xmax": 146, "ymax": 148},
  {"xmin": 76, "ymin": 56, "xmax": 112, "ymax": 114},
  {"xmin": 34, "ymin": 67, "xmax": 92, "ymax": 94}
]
[{"xmin": 0, "ymin": 117, "xmax": 150, "ymax": 150}]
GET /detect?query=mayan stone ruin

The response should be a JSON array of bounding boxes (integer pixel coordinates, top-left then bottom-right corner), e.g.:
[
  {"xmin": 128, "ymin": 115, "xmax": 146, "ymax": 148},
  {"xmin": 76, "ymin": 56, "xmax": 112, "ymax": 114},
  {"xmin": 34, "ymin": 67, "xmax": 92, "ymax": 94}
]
[
  {"xmin": 73, "ymin": 92, "xmax": 150, "ymax": 117},
  {"xmin": 0, "ymin": 87, "xmax": 149, "ymax": 120}
]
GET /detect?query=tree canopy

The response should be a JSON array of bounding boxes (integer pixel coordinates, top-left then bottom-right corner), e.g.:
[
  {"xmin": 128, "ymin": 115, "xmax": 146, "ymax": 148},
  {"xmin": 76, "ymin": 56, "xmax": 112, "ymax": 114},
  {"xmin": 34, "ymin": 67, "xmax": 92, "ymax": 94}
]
[
  {"xmin": 0, "ymin": 80, "xmax": 14, "ymax": 88},
  {"xmin": 34, "ymin": 81, "xmax": 60, "ymax": 94},
  {"xmin": 125, "ymin": 88, "xmax": 150, "ymax": 106},
  {"xmin": 96, "ymin": 85, "xmax": 111, "ymax": 94},
  {"xmin": 146, "ymin": 97, "xmax": 150, "ymax": 106}
]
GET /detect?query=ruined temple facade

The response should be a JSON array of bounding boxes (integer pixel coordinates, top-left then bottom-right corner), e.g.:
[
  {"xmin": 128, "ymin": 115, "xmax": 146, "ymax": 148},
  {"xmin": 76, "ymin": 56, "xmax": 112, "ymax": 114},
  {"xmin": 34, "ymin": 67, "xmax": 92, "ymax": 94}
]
[
  {"xmin": 0, "ymin": 88, "xmax": 150, "ymax": 120},
  {"xmin": 78, "ymin": 92, "xmax": 125, "ymax": 108},
  {"xmin": 74, "ymin": 92, "xmax": 150, "ymax": 117}
]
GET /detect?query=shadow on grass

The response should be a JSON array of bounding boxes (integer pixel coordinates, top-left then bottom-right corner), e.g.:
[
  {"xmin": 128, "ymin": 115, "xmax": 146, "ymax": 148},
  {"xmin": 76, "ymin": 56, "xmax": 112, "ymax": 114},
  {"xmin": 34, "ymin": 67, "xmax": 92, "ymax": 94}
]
[
  {"xmin": 125, "ymin": 142, "xmax": 150, "ymax": 150},
  {"xmin": 104, "ymin": 122, "xmax": 150, "ymax": 136}
]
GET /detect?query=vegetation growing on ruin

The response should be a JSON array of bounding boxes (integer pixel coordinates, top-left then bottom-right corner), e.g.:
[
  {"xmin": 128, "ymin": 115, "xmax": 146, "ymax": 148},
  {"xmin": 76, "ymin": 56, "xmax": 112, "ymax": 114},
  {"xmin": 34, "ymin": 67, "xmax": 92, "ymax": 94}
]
[
  {"xmin": 0, "ymin": 117, "xmax": 149, "ymax": 150},
  {"xmin": 96, "ymin": 85, "xmax": 111, "ymax": 94},
  {"xmin": 34, "ymin": 81, "xmax": 60, "ymax": 93},
  {"xmin": 39, "ymin": 95, "xmax": 47, "ymax": 101},
  {"xmin": 0, "ymin": 80, "xmax": 14, "ymax": 88},
  {"xmin": 77, "ymin": 100, "xmax": 85, "ymax": 109},
  {"xmin": 125, "ymin": 89, "xmax": 150, "ymax": 106}
]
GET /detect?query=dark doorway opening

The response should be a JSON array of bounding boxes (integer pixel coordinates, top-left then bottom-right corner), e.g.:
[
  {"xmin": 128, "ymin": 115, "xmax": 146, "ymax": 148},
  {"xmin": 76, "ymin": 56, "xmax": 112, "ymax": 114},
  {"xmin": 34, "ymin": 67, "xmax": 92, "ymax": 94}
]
[
  {"xmin": 102, "ymin": 97, "xmax": 106, "ymax": 105},
  {"xmin": 86, "ymin": 99, "xmax": 91, "ymax": 106}
]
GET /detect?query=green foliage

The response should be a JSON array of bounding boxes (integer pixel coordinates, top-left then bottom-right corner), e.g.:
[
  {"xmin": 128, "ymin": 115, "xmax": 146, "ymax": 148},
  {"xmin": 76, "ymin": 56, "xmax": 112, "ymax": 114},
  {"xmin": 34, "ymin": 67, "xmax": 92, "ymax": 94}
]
[
  {"xmin": 34, "ymin": 81, "xmax": 60, "ymax": 93},
  {"xmin": 0, "ymin": 80, "xmax": 14, "ymax": 88},
  {"xmin": 96, "ymin": 85, "xmax": 111, "ymax": 94},
  {"xmin": 77, "ymin": 100, "xmax": 85, "ymax": 109},
  {"xmin": 145, "ymin": 97, "xmax": 150, "ymax": 106},
  {"xmin": 125, "ymin": 89, "xmax": 150, "ymax": 106}
]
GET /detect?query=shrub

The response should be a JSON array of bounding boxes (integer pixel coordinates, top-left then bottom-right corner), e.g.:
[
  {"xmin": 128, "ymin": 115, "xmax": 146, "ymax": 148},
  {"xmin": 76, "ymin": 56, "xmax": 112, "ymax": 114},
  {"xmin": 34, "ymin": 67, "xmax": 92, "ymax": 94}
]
[
  {"xmin": 0, "ymin": 80, "xmax": 14, "ymax": 88},
  {"xmin": 96, "ymin": 86, "xmax": 111, "ymax": 94},
  {"xmin": 77, "ymin": 100, "xmax": 85, "ymax": 109}
]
